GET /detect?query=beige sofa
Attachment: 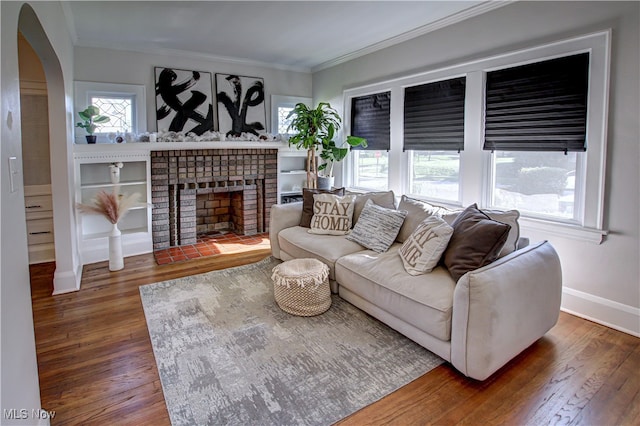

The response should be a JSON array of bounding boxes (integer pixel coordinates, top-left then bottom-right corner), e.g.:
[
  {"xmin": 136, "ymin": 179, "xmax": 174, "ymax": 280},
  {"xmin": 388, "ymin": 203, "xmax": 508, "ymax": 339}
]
[{"xmin": 269, "ymin": 196, "xmax": 562, "ymax": 381}]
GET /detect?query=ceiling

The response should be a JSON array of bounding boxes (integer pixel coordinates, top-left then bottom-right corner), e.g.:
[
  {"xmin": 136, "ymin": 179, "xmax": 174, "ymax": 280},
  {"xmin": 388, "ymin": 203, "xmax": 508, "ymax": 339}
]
[{"xmin": 63, "ymin": 1, "xmax": 503, "ymax": 72}]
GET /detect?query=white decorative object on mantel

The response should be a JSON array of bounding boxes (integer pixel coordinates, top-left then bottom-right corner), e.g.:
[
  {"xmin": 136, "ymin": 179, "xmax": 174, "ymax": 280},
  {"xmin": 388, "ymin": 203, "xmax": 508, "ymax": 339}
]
[{"xmin": 109, "ymin": 222, "xmax": 124, "ymax": 271}]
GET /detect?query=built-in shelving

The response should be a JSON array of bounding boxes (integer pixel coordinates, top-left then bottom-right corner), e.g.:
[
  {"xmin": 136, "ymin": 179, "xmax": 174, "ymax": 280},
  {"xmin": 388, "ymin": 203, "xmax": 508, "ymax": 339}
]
[
  {"xmin": 74, "ymin": 148, "xmax": 152, "ymax": 265},
  {"xmin": 278, "ymin": 148, "xmax": 309, "ymax": 203}
]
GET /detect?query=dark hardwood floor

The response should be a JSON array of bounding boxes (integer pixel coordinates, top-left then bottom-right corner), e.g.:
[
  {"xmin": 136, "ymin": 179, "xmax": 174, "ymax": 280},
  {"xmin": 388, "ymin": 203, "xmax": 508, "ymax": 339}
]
[{"xmin": 30, "ymin": 249, "xmax": 639, "ymax": 425}]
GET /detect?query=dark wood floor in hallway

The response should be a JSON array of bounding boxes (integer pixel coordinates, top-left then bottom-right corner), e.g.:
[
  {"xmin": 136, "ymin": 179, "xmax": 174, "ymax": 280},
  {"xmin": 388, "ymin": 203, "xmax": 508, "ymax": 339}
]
[{"xmin": 30, "ymin": 249, "xmax": 639, "ymax": 425}]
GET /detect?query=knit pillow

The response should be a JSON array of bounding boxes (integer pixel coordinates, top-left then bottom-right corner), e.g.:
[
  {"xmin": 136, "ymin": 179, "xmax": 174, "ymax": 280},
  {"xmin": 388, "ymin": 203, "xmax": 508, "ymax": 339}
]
[
  {"xmin": 347, "ymin": 199, "xmax": 407, "ymax": 253},
  {"xmin": 308, "ymin": 194, "xmax": 356, "ymax": 235},
  {"xmin": 399, "ymin": 216, "xmax": 454, "ymax": 275}
]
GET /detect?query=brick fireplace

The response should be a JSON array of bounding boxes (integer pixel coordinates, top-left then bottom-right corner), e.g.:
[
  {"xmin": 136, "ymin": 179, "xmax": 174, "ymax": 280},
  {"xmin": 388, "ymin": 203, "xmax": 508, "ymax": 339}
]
[{"xmin": 150, "ymin": 149, "xmax": 278, "ymax": 250}]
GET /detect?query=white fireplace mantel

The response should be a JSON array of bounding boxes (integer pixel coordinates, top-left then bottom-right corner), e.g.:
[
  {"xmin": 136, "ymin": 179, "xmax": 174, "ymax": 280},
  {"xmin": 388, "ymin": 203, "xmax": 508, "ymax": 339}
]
[{"xmin": 73, "ymin": 140, "xmax": 290, "ymax": 155}]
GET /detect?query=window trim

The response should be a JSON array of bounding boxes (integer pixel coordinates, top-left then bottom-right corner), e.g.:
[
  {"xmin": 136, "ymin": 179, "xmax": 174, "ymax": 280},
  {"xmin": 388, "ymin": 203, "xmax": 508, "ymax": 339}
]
[
  {"xmin": 74, "ymin": 81, "xmax": 146, "ymax": 144},
  {"xmin": 343, "ymin": 30, "xmax": 610, "ymax": 243}
]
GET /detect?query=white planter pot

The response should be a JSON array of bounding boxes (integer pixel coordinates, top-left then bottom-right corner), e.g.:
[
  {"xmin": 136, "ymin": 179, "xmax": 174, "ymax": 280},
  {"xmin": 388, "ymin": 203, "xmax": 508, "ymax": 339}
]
[
  {"xmin": 109, "ymin": 223, "xmax": 124, "ymax": 271},
  {"xmin": 317, "ymin": 176, "xmax": 335, "ymax": 190}
]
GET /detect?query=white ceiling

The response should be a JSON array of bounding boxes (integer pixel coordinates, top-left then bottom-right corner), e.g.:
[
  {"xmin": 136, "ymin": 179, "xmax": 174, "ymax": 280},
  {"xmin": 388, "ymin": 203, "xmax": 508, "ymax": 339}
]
[{"xmin": 63, "ymin": 1, "xmax": 505, "ymax": 72}]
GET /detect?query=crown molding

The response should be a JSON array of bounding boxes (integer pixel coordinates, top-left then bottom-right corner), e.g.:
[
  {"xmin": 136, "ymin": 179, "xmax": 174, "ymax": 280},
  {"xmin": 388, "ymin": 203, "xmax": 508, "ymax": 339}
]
[
  {"xmin": 311, "ymin": 1, "xmax": 514, "ymax": 73},
  {"xmin": 73, "ymin": 40, "xmax": 313, "ymax": 74}
]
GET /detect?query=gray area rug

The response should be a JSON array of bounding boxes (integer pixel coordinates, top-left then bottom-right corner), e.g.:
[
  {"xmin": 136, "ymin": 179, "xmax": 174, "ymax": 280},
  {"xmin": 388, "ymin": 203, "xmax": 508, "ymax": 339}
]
[{"xmin": 140, "ymin": 257, "xmax": 443, "ymax": 425}]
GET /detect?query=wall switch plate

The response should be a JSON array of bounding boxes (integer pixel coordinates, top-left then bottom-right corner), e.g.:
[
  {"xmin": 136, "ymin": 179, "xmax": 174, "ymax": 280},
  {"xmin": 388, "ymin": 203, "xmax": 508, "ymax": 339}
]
[{"xmin": 8, "ymin": 156, "xmax": 19, "ymax": 193}]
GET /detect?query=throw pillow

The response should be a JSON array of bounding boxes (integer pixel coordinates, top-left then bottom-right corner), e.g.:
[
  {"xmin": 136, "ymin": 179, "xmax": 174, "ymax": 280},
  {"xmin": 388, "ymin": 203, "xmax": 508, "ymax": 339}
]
[
  {"xmin": 483, "ymin": 209, "xmax": 520, "ymax": 257},
  {"xmin": 346, "ymin": 199, "xmax": 407, "ymax": 253},
  {"xmin": 399, "ymin": 216, "xmax": 454, "ymax": 275},
  {"xmin": 443, "ymin": 203, "xmax": 512, "ymax": 282},
  {"xmin": 396, "ymin": 195, "xmax": 457, "ymax": 243},
  {"xmin": 299, "ymin": 187, "xmax": 345, "ymax": 228},
  {"xmin": 347, "ymin": 190, "xmax": 396, "ymax": 226},
  {"xmin": 308, "ymin": 193, "xmax": 356, "ymax": 235}
]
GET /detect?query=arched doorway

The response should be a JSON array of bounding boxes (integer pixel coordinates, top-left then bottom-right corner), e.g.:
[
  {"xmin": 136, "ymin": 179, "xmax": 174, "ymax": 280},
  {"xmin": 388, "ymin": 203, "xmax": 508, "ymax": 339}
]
[
  {"xmin": 18, "ymin": 3, "xmax": 81, "ymax": 294},
  {"xmin": 18, "ymin": 31, "xmax": 56, "ymax": 265}
]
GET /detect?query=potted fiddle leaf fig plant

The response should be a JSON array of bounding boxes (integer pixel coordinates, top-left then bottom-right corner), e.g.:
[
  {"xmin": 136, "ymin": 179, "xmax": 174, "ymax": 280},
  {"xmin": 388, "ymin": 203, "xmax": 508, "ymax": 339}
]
[
  {"xmin": 286, "ymin": 102, "xmax": 366, "ymax": 189},
  {"xmin": 76, "ymin": 105, "xmax": 110, "ymax": 144}
]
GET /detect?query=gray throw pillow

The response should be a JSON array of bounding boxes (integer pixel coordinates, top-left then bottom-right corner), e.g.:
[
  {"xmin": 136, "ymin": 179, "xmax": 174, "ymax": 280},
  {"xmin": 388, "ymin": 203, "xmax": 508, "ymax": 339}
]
[
  {"xmin": 347, "ymin": 199, "xmax": 407, "ymax": 253},
  {"xmin": 348, "ymin": 190, "xmax": 396, "ymax": 226},
  {"xmin": 443, "ymin": 203, "xmax": 511, "ymax": 282}
]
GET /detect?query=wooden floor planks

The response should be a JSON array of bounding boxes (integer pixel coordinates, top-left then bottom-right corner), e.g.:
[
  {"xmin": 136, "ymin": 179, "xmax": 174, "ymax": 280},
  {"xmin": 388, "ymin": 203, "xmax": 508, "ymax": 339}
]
[{"xmin": 29, "ymin": 248, "xmax": 639, "ymax": 425}]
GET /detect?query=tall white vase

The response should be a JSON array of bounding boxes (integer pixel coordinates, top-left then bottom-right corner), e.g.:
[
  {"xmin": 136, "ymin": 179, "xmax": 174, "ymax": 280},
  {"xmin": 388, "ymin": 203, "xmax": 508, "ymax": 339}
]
[
  {"xmin": 110, "ymin": 166, "xmax": 120, "ymax": 184},
  {"xmin": 109, "ymin": 222, "xmax": 124, "ymax": 271}
]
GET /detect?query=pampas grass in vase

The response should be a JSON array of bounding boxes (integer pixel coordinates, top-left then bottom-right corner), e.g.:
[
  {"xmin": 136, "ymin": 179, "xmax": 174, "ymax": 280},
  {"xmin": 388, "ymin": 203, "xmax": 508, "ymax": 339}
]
[{"xmin": 77, "ymin": 188, "xmax": 140, "ymax": 271}]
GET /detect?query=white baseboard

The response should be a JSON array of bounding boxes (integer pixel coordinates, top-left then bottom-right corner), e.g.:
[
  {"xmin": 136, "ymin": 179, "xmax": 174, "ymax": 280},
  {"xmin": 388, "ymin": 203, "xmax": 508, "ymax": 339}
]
[
  {"xmin": 52, "ymin": 263, "xmax": 82, "ymax": 295},
  {"xmin": 561, "ymin": 287, "xmax": 640, "ymax": 337},
  {"xmin": 80, "ymin": 234, "xmax": 152, "ymax": 265}
]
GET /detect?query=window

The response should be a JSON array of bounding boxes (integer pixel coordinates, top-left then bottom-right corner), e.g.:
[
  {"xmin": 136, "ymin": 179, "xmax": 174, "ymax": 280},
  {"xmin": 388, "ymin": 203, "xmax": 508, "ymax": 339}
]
[
  {"xmin": 270, "ymin": 95, "xmax": 312, "ymax": 136},
  {"xmin": 352, "ymin": 150, "xmax": 390, "ymax": 191},
  {"xmin": 409, "ymin": 151, "xmax": 460, "ymax": 203},
  {"xmin": 350, "ymin": 92, "xmax": 391, "ymax": 190},
  {"xmin": 343, "ymin": 30, "xmax": 609, "ymax": 242},
  {"xmin": 491, "ymin": 151, "xmax": 580, "ymax": 219},
  {"xmin": 74, "ymin": 81, "xmax": 146, "ymax": 143},
  {"xmin": 404, "ymin": 77, "xmax": 465, "ymax": 202},
  {"xmin": 90, "ymin": 96, "xmax": 133, "ymax": 135},
  {"xmin": 485, "ymin": 53, "xmax": 589, "ymax": 222}
]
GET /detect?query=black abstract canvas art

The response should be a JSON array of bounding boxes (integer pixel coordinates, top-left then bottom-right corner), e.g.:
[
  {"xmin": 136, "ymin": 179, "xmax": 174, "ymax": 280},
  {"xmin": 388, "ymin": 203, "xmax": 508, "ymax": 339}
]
[
  {"xmin": 155, "ymin": 67, "xmax": 214, "ymax": 135},
  {"xmin": 216, "ymin": 74, "xmax": 266, "ymax": 137}
]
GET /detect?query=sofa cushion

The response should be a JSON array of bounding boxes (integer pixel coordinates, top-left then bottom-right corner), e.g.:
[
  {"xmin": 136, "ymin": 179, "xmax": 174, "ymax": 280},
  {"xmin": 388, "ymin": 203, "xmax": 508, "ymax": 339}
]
[
  {"xmin": 278, "ymin": 226, "xmax": 364, "ymax": 280},
  {"xmin": 300, "ymin": 187, "xmax": 345, "ymax": 228},
  {"xmin": 308, "ymin": 194, "xmax": 356, "ymax": 236},
  {"xmin": 396, "ymin": 195, "xmax": 457, "ymax": 243},
  {"xmin": 336, "ymin": 245, "xmax": 456, "ymax": 341},
  {"xmin": 347, "ymin": 199, "xmax": 407, "ymax": 253},
  {"xmin": 399, "ymin": 216, "xmax": 454, "ymax": 275},
  {"xmin": 347, "ymin": 190, "xmax": 396, "ymax": 225},
  {"xmin": 443, "ymin": 204, "xmax": 511, "ymax": 282}
]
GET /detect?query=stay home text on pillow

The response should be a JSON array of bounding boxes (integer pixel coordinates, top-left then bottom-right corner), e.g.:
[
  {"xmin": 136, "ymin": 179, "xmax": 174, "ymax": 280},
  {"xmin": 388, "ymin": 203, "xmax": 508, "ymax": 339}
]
[
  {"xmin": 400, "ymin": 215, "xmax": 454, "ymax": 275},
  {"xmin": 308, "ymin": 193, "xmax": 356, "ymax": 235}
]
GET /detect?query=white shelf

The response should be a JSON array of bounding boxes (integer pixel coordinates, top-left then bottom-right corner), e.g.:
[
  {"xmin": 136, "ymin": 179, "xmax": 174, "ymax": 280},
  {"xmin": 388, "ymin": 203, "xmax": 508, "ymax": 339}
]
[
  {"xmin": 278, "ymin": 150, "xmax": 309, "ymax": 204},
  {"xmin": 80, "ymin": 180, "xmax": 147, "ymax": 189}
]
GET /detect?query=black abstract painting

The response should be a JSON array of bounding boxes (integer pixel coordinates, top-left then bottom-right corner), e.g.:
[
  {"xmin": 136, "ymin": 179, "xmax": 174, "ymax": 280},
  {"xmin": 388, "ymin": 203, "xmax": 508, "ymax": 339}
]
[
  {"xmin": 155, "ymin": 67, "xmax": 214, "ymax": 135},
  {"xmin": 216, "ymin": 74, "xmax": 266, "ymax": 137}
]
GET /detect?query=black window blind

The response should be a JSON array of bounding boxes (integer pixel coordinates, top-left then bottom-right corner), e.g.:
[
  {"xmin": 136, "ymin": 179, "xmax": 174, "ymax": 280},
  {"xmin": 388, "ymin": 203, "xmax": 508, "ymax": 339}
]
[
  {"xmin": 484, "ymin": 52, "xmax": 589, "ymax": 153},
  {"xmin": 403, "ymin": 77, "xmax": 466, "ymax": 152},
  {"xmin": 350, "ymin": 92, "xmax": 391, "ymax": 151}
]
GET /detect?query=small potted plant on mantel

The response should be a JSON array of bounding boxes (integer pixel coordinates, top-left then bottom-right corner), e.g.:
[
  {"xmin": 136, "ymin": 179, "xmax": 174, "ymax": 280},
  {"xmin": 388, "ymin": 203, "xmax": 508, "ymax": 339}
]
[
  {"xmin": 286, "ymin": 102, "xmax": 366, "ymax": 190},
  {"xmin": 76, "ymin": 105, "xmax": 110, "ymax": 144}
]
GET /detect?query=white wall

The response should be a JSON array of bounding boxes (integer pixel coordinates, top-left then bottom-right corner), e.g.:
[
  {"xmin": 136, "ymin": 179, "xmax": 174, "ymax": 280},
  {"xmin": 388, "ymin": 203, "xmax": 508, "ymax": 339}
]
[
  {"xmin": 313, "ymin": 1, "xmax": 640, "ymax": 335},
  {"xmin": 73, "ymin": 47, "xmax": 312, "ymax": 134},
  {"xmin": 1, "ymin": 1, "xmax": 77, "ymax": 423}
]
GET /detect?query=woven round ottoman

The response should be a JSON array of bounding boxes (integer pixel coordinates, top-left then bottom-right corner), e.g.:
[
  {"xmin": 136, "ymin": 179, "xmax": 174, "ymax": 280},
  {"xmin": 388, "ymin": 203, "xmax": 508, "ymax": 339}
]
[{"xmin": 271, "ymin": 258, "xmax": 331, "ymax": 316}]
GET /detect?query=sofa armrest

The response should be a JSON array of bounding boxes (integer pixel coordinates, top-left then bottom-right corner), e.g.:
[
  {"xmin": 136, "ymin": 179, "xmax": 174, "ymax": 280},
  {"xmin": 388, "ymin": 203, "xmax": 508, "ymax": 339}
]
[
  {"xmin": 451, "ymin": 240, "xmax": 562, "ymax": 380},
  {"xmin": 269, "ymin": 202, "xmax": 303, "ymax": 259}
]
